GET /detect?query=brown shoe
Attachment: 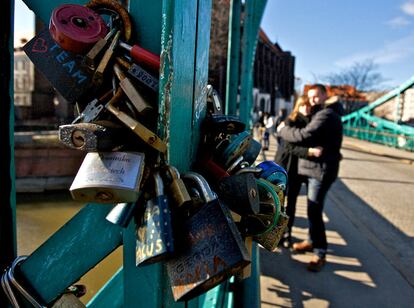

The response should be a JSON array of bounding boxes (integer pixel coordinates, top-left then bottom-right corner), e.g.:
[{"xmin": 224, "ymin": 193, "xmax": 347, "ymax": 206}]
[
  {"xmin": 307, "ymin": 256, "xmax": 326, "ymax": 272},
  {"xmin": 292, "ymin": 241, "xmax": 313, "ymax": 253}
]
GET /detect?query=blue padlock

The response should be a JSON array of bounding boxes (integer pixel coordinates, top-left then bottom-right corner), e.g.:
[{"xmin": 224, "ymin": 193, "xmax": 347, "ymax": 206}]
[{"xmin": 256, "ymin": 161, "xmax": 288, "ymax": 193}]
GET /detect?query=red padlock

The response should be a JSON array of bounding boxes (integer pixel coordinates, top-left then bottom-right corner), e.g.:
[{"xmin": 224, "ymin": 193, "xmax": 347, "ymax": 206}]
[{"xmin": 49, "ymin": 4, "xmax": 108, "ymax": 54}]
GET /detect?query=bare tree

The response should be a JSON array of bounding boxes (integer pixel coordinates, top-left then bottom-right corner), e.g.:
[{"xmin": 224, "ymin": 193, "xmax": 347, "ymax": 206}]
[{"xmin": 322, "ymin": 60, "xmax": 386, "ymax": 91}]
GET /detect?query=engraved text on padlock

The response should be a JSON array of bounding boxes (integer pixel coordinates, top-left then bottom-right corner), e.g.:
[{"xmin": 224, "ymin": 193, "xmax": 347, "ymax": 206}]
[{"xmin": 70, "ymin": 151, "xmax": 145, "ymax": 203}]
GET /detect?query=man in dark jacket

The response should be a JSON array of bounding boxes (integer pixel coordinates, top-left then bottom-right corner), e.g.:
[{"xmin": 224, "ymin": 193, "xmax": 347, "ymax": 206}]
[{"xmin": 277, "ymin": 84, "xmax": 344, "ymax": 272}]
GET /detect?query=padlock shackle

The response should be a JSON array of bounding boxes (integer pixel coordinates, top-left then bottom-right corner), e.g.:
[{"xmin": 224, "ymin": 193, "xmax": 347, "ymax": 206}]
[
  {"xmin": 86, "ymin": 0, "xmax": 132, "ymax": 42},
  {"xmin": 235, "ymin": 166, "xmax": 263, "ymax": 175},
  {"xmin": 182, "ymin": 172, "xmax": 216, "ymax": 204},
  {"xmin": 153, "ymin": 171, "xmax": 164, "ymax": 197}
]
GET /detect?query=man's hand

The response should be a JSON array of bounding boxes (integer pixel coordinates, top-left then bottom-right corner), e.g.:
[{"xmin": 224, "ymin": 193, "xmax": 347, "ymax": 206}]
[{"xmin": 276, "ymin": 121, "xmax": 285, "ymax": 133}]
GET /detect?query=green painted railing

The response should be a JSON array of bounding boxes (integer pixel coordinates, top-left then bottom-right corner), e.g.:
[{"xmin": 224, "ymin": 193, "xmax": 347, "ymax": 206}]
[{"xmin": 342, "ymin": 75, "xmax": 414, "ymax": 152}]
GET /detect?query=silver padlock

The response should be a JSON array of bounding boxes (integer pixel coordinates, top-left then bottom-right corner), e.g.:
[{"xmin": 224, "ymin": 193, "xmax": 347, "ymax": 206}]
[{"xmin": 70, "ymin": 151, "xmax": 145, "ymax": 203}]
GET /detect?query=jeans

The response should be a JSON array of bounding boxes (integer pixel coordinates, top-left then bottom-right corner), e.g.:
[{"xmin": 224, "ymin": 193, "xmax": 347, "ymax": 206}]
[{"xmin": 307, "ymin": 177, "xmax": 335, "ymax": 258}]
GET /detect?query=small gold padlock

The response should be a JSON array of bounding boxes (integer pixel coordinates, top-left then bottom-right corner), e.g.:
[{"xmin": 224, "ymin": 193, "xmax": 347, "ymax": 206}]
[
  {"xmin": 254, "ymin": 211, "xmax": 289, "ymax": 252},
  {"xmin": 70, "ymin": 151, "xmax": 145, "ymax": 203}
]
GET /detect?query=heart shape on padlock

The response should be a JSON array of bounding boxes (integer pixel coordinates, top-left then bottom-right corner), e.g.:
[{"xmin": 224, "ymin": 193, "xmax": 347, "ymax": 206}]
[{"xmin": 32, "ymin": 38, "xmax": 48, "ymax": 53}]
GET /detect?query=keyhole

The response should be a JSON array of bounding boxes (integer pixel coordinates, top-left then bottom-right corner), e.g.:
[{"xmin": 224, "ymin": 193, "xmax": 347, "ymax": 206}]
[
  {"xmin": 72, "ymin": 17, "xmax": 87, "ymax": 28},
  {"xmin": 72, "ymin": 130, "xmax": 85, "ymax": 148}
]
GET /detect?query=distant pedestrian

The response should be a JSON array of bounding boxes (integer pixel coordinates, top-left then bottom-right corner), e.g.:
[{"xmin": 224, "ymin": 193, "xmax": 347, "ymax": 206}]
[
  {"xmin": 262, "ymin": 112, "xmax": 274, "ymax": 151},
  {"xmin": 273, "ymin": 108, "xmax": 287, "ymax": 149},
  {"xmin": 277, "ymin": 84, "xmax": 344, "ymax": 272}
]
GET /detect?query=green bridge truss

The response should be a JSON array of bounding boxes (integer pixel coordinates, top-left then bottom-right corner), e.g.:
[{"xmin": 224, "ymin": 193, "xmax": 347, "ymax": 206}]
[{"xmin": 342, "ymin": 75, "xmax": 414, "ymax": 152}]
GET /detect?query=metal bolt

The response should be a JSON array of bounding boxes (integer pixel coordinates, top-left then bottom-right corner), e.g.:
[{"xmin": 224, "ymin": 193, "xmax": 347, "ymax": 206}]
[{"xmin": 148, "ymin": 136, "xmax": 157, "ymax": 144}]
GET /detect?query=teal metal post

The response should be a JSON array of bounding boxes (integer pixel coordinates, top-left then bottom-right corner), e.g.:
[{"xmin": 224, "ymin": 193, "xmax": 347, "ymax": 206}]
[
  {"xmin": 123, "ymin": 0, "xmax": 213, "ymax": 307},
  {"xmin": 239, "ymin": 0, "xmax": 267, "ymax": 127},
  {"xmin": 0, "ymin": 4, "xmax": 17, "ymax": 305},
  {"xmin": 235, "ymin": 1, "xmax": 267, "ymax": 307},
  {"xmin": 225, "ymin": 0, "xmax": 241, "ymax": 115}
]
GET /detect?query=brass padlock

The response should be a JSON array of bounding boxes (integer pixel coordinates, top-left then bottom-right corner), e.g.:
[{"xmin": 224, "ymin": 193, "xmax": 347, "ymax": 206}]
[
  {"xmin": 113, "ymin": 63, "xmax": 153, "ymax": 115},
  {"xmin": 166, "ymin": 172, "xmax": 250, "ymax": 302},
  {"xmin": 105, "ymin": 93, "xmax": 167, "ymax": 153},
  {"xmin": 70, "ymin": 151, "xmax": 145, "ymax": 203},
  {"xmin": 163, "ymin": 165, "xmax": 192, "ymax": 209},
  {"xmin": 254, "ymin": 211, "xmax": 289, "ymax": 252}
]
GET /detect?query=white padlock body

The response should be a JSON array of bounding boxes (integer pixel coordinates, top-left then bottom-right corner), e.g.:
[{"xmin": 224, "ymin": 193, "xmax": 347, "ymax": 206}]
[{"xmin": 70, "ymin": 151, "xmax": 145, "ymax": 203}]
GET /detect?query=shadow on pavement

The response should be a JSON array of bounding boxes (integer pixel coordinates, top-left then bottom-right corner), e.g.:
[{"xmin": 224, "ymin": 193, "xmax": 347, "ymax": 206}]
[{"xmin": 259, "ymin": 179, "xmax": 414, "ymax": 308}]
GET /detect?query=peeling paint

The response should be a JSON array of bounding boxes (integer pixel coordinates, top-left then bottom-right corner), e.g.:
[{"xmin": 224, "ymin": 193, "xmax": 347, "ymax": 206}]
[
  {"xmin": 159, "ymin": 29, "xmax": 174, "ymax": 162},
  {"xmin": 193, "ymin": 83, "xmax": 208, "ymax": 122}
]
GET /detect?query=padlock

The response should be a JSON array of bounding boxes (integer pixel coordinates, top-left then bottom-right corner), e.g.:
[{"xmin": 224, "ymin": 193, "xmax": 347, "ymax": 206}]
[
  {"xmin": 254, "ymin": 209, "xmax": 289, "ymax": 252},
  {"xmin": 237, "ymin": 178, "xmax": 280, "ymax": 237},
  {"xmin": 113, "ymin": 63, "xmax": 153, "ymax": 115},
  {"xmin": 243, "ymin": 138, "xmax": 262, "ymax": 166},
  {"xmin": 51, "ymin": 293, "xmax": 85, "ymax": 308},
  {"xmin": 84, "ymin": 28, "xmax": 117, "ymax": 69},
  {"xmin": 199, "ymin": 156, "xmax": 260, "ymax": 216},
  {"xmin": 166, "ymin": 172, "xmax": 250, "ymax": 302},
  {"xmin": 202, "ymin": 114, "xmax": 246, "ymax": 138},
  {"xmin": 59, "ymin": 122, "xmax": 125, "ymax": 151},
  {"xmin": 216, "ymin": 131, "xmax": 252, "ymax": 170},
  {"xmin": 136, "ymin": 171, "xmax": 174, "ymax": 266},
  {"xmin": 257, "ymin": 160, "xmax": 288, "ymax": 205},
  {"xmin": 217, "ymin": 172, "xmax": 260, "ymax": 216},
  {"xmin": 70, "ymin": 151, "xmax": 145, "ymax": 203},
  {"xmin": 49, "ymin": 4, "xmax": 108, "ymax": 54},
  {"xmin": 23, "ymin": 29, "xmax": 94, "ymax": 103},
  {"xmin": 256, "ymin": 161, "xmax": 288, "ymax": 193},
  {"xmin": 105, "ymin": 91, "xmax": 167, "ymax": 153},
  {"xmin": 163, "ymin": 165, "xmax": 192, "ymax": 209},
  {"xmin": 92, "ymin": 30, "xmax": 121, "ymax": 86}
]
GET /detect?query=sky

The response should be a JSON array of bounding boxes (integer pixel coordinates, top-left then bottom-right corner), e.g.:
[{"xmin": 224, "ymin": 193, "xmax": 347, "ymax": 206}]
[
  {"xmin": 14, "ymin": 0, "xmax": 414, "ymax": 90},
  {"xmin": 261, "ymin": 0, "xmax": 414, "ymax": 90}
]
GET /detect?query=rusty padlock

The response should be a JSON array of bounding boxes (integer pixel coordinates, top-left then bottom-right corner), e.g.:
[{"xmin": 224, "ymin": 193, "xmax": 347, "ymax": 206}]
[
  {"xmin": 113, "ymin": 63, "xmax": 153, "ymax": 115},
  {"xmin": 70, "ymin": 151, "xmax": 145, "ymax": 203},
  {"xmin": 166, "ymin": 172, "xmax": 250, "ymax": 301}
]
